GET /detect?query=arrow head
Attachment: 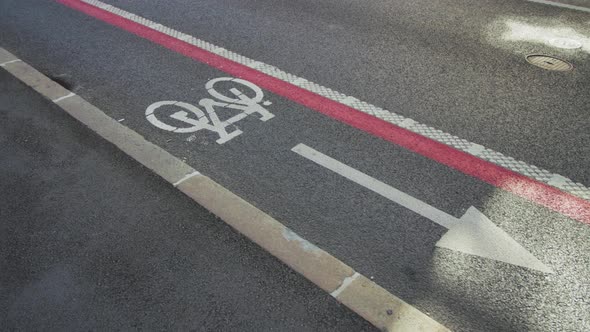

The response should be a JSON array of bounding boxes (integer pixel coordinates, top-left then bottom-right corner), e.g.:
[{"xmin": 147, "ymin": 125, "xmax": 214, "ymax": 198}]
[{"xmin": 436, "ymin": 207, "xmax": 553, "ymax": 274}]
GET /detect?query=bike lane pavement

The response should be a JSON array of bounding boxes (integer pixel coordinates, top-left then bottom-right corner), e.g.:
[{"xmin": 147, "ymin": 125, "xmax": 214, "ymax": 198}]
[
  {"xmin": 0, "ymin": 69, "xmax": 377, "ymax": 332},
  {"xmin": 1, "ymin": 1, "xmax": 589, "ymax": 331},
  {"xmin": 107, "ymin": 0, "xmax": 590, "ymax": 186}
]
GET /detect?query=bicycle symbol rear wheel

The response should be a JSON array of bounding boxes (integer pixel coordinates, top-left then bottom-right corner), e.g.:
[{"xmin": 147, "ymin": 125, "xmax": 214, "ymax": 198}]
[{"xmin": 145, "ymin": 101, "xmax": 208, "ymax": 133}]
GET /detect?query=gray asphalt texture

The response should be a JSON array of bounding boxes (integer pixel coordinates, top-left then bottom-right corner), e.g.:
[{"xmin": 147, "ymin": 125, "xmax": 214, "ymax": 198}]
[
  {"xmin": 0, "ymin": 71, "xmax": 376, "ymax": 331},
  {"xmin": 108, "ymin": 0, "xmax": 590, "ymax": 185},
  {"xmin": 1, "ymin": 0, "xmax": 589, "ymax": 331}
]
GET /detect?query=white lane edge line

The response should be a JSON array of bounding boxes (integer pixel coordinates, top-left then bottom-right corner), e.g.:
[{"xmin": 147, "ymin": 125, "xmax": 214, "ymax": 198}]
[
  {"xmin": 52, "ymin": 92, "xmax": 76, "ymax": 103},
  {"xmin": 0, "ymin": 59, "xmax": 22, "ymax": 67},
  {"xmin": 526, "ymin": 0, "xmax": 590, "ymax": 13},
  {"xmin": 330, "ymin": 272, "xmax": 360, "ymax": 298},
  {"xmin": 173, "ymin": 171, "xmax": 202, "ymax": 187},
  {"xmin": 71, "ymin": 0, "xmax": 590, "ymax": 201}
]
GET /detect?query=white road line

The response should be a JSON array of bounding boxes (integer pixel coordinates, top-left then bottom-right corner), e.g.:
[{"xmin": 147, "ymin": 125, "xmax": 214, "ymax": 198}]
[
  {"xmin": 172, "ymin": 171, "xmax": 201, "ymax": 187},
  {"xmin": 52, "ymin": 92, "xmax": 76, "ymax": 103},
  {"xmin": 330, "ymin": 272, "xmax": 360, "ymax": 298},
  {"xmin": 292, "ymin": 143, "xmax": 553, "ymax": 273},
  {"xmin": 527, "ymin": 0, "xmax": 590, "ymax": 13},
  {"xmin": 292, "ymin": 143, "xmax": 460, "ymax": 229},
  {"xmin": 71, "ymin": 0, "xmax": 590, "ymax": 202}
]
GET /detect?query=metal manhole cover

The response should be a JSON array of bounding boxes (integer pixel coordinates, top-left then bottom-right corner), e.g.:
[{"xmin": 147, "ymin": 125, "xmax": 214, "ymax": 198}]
[{"xmin": 526, "ymin": 55, "xmax": 573, "ymax": 71}]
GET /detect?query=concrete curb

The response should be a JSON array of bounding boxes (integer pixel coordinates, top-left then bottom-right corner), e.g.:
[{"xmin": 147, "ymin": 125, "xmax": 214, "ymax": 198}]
[{"xmin": 1, "ymin": 47, "xmax": 450, "ymax": 332}]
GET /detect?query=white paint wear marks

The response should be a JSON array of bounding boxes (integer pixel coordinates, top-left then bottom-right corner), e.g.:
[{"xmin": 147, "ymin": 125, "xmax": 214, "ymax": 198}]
[
  {"xmin": 82, "ymin": 0, "xmax": 590, "ymax": 201},
  {"xmin": 146, "ymin": 77, "xmax": 274, "ymax": 144},
  {"xmin": 330, "ymin": 272, "xmax": 360, "ymax": 298},
  {"xmin": 526, "ymin": 0, "xmax": 590, "ymax": 13},
  {"xmin": 292, "ymin": 143, "xmax": 554, "ymax": 273},
  {"xmin": 53, "ymin": 92, "xmax": 76, "ymax": 103},
  {"xmin": 282, "ymin": 228, "xmax": 321, "ymax": 253},
  {"xmin": 0, "ymin": 59, "xmax": 22, "ymax": 67},
  {"xmin": 172, "ymin": 171, "xmax": 202, "ymax": 187}
]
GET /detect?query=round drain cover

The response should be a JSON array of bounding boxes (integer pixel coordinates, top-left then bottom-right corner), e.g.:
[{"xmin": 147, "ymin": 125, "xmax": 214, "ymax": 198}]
[{"xmin": 525, "ymin": 55, "xmax": 573, "ymax": 71}]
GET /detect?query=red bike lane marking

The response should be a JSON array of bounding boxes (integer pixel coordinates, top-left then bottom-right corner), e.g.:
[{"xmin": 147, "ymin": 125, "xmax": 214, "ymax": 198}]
[{"xmin": 57, "ymin": 0, "xmax": 590, "ymax": 225}]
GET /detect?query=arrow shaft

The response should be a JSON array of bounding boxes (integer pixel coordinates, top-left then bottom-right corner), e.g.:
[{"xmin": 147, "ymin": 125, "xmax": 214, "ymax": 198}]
[{"xmin": 292, "ymin": 144, "xmax": 459, "ymax": 229}]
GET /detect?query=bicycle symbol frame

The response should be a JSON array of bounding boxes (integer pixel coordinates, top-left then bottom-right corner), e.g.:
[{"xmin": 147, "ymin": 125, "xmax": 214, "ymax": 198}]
[{"xmin": 146, "ymin": 77, "xmax": 274, "ymax": 144}]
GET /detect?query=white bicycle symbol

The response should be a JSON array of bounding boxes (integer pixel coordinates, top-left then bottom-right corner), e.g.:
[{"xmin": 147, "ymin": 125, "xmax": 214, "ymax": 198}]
[{"xmin": 146, "ymin": 77, "xmax": 274, "ymax": 144}]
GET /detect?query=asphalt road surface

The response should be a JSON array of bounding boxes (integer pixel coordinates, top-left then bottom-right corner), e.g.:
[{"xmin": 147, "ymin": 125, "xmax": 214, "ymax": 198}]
[
  {"xmin": 1, "ymin": 0, "xmax": 589, "ymax": 331},
  {"xmin": 0, "ymin": 70, "xmax": 375, "ymax": 331}
]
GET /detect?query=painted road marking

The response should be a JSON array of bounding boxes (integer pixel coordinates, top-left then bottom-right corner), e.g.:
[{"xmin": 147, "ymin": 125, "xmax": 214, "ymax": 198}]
[
  {"xmin": 0, "ymin": 49, "xmax": 450, "ymax": 331},
  {"xmin": 527, "ymin": 0, "xmax": 590, "ymax": 13},
  {"xmin": 146, "ymin": 77, "xmax": 274, "ymax": 144},
  {"xmin": 293, "ymin": 143, "xmax": 553, "ymax": 273},
  {"xmin": 56, "ymin": 0, "xmax": 590, "ymax": 225}
]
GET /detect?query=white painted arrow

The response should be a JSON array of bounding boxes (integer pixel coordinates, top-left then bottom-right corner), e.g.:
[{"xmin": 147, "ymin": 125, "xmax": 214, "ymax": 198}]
[{"xmin": 292, "ymin": 143, "xmax": 553, "ymax": 274}]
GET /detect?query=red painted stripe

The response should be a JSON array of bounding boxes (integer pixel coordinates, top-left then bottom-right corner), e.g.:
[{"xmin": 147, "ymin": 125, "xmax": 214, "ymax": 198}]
[{"xmin": 57, "ymin": 0, "xmax": 590, "ymax": 225}]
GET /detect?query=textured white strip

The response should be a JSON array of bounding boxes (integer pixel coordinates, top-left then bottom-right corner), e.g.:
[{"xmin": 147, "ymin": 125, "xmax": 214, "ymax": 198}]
[
  {"xmin": 80, "ymin": 0, "xmax": 590, "ymax": 201},
  {"xmin": 0, "ymin": 59, "xmax": 22, "ymax": 67},
  {"xmin": 526, "ymin": 0, "xmax": 590, "ymax": 13},
  {"xmin": 173, "ymin": 171, "xmax": 202, "ymax": 187},
  {"xmin": 331, "ymin": 272, "xmax": 360, "ymax": 298},
  {"xmin": 52, "ymin": 92, "xmax": 76, "ymax": 103}
]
